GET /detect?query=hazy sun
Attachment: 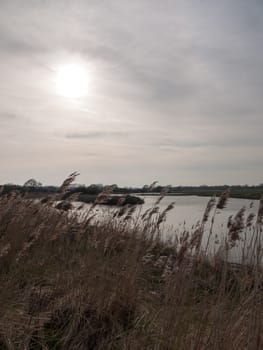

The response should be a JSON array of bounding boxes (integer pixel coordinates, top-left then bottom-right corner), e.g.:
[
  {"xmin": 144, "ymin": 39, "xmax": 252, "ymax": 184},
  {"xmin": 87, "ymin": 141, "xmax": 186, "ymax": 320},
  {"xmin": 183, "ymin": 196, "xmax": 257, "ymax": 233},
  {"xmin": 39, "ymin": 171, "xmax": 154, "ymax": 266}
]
[{"xmin": 55, "ymin": 64, "xmax": 89, "ymax": 98}]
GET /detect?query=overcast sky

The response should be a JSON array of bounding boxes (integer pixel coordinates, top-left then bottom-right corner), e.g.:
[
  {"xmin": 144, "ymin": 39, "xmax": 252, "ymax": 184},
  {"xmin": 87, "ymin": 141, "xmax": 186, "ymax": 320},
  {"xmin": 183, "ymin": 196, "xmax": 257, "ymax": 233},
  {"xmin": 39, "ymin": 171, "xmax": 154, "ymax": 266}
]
[{"xmin": 0, "ymin": 0, "xmax": 263, "ymax": 186}]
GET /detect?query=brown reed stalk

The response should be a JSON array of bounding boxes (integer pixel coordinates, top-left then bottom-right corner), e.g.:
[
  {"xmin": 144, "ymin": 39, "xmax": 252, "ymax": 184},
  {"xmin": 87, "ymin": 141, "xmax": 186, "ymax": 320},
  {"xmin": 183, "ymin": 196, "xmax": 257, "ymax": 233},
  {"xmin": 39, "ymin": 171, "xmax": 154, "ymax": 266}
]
[
  {"xmin": 156, "ymin": 202, "xmax": 175, "ymax": 227},
  {"xmin": 256, "ymin": 195, "xmax": 263, "ymax": 225},
  {"xmin": 59, "ymin": 171, "xmax": 80, "ymax": 193},
  {"xmin": 205, "ymin": 190, "xmax": 230, "ymax": 255},
  {"xmin": 227, "ymin": 206, "xmax": 246, "ymax": 248},
  {"xmin": 0, "ymin": 180, "xmax": 263, "ymax": 349}
]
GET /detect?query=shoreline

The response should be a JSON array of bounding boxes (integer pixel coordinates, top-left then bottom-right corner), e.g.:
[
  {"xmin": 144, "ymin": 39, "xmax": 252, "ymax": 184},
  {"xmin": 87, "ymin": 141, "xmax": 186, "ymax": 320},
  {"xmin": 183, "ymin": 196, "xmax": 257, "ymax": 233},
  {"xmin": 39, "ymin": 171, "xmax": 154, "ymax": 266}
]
[{"xmin": 135, "ymin": 192, "xmax": 262, "ymax": 200}]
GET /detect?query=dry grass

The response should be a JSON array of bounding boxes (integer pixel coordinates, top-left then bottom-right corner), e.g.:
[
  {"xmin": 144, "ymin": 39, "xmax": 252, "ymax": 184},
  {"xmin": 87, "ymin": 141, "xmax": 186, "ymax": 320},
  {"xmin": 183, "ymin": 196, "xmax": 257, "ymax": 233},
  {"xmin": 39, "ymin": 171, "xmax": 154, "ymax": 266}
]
[{"xmin": 0, "ymin": 178, "xmax": 263, "ymax": 349}]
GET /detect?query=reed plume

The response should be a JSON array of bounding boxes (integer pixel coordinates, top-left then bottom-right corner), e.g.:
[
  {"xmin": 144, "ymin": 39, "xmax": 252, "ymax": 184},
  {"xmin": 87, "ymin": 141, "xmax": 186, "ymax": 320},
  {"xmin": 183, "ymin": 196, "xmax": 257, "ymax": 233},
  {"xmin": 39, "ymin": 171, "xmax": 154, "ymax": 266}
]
[
  {"xmin": 59, "ymin": 171, "xmax": 80, "ymax": 193},
  {"xmin": 216, "ymin": 188, "xmax": 230, "ymax": 209}
]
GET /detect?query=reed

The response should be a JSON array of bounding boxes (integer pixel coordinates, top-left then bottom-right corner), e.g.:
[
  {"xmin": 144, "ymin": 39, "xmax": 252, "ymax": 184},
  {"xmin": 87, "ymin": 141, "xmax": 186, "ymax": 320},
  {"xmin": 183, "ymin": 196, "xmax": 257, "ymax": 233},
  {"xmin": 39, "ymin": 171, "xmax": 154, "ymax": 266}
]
[{"xmin": 0, "ymin": 176, "xmax": 262, "ymax": 349}]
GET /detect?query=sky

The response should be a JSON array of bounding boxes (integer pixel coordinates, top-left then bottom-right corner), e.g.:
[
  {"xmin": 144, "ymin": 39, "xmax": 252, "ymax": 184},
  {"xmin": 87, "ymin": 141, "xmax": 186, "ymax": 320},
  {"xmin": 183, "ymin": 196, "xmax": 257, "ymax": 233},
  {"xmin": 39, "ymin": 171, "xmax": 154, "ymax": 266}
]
[{"xmin": 0, "ymin": 0, "xmax": 263, "ymax": 186}]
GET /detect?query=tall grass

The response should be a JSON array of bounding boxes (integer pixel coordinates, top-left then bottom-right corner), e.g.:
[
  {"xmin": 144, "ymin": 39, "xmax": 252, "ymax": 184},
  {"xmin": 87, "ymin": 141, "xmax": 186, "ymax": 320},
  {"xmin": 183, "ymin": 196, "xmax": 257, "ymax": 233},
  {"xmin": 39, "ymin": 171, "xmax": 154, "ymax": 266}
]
[{"xmin": 0, "ymin": 177, "xmax": 263, "ymax": 349}]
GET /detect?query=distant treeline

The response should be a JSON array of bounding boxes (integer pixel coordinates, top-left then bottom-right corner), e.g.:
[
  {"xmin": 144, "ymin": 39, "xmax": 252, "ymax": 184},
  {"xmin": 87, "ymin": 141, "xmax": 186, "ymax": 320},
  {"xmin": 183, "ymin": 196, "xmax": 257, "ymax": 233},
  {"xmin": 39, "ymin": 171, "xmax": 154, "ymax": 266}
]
[
  {"xmin": 1, "ymin": 183, "xmax": 263, "ymax": 200},
  {"xmin": 120, "ymin": 184, "xmax": 263, "ymax": 200}
]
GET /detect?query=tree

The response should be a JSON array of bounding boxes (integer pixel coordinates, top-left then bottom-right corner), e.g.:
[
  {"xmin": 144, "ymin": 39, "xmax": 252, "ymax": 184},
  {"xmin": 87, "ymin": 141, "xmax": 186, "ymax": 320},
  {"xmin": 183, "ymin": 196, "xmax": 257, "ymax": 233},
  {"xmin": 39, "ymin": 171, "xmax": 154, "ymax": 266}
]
[{"xmin": 23, "ymin": 179, "xmax": 42, "ymax": 187}]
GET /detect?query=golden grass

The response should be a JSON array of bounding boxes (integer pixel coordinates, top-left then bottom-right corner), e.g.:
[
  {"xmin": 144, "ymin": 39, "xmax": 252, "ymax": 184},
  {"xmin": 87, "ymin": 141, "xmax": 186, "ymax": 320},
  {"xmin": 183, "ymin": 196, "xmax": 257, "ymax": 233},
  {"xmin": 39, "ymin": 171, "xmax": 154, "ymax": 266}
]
[{"xmin": 0, "ymin": 177, "xmax": 263, "ymax": 349}]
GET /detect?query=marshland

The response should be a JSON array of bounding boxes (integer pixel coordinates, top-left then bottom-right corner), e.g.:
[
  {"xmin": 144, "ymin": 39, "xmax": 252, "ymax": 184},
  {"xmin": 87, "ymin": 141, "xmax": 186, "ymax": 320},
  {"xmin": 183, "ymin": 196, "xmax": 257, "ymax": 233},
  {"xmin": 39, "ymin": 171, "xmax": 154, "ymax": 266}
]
[
  {"xmin": 2, "ymin": 1, "xmax": 263, "ymax": 349},
  {"xmin": 0, "ymin": 174, "xmax": 263, "ymax": 349}
]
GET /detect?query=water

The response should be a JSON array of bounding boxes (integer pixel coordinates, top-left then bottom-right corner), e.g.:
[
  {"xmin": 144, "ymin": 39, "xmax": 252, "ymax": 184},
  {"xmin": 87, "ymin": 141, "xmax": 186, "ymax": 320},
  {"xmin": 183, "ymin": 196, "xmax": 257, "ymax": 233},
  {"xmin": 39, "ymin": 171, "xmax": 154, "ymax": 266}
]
[
  {"xmin": 140, "ymin": 196, "xmax": 260, "ymax": 259},
  {"xmin": 140, "ymin": 195, "xmax": 258, "ymax": 231},
  {"xmin": 72, "ymin": 195, "xmax": 260, "ymax": 261},
  {"xmin": 74, "ymin": 195, "xmax": 259, "ymax": 232}
]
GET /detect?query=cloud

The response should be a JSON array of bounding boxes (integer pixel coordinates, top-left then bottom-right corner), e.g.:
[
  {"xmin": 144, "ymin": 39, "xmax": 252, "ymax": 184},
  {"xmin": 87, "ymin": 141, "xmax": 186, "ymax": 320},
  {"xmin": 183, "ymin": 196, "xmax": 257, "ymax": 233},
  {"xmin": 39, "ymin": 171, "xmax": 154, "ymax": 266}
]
[
  {"xmin": 0, "ymin": 0, "xmax": 263, "ymax": 185},
  {"xmin": 65, "ymin": 131, "xmax": 129, "ymax": 139},
  {"xmin": 0, "ymin": 112, "xmax": 18, "ymax": 120}
]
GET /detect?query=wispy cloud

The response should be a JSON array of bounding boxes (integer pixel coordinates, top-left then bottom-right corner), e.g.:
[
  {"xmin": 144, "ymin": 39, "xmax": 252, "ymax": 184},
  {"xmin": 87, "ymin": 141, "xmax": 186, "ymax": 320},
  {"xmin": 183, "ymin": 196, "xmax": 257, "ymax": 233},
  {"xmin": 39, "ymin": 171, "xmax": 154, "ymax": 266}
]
[
  {"xmin": 0, "ymin": 112, "xmax": 18, "ymax": 120},
  {"xmin": 65, "ymin": 131, "xmax": 129, "ymax": 139}
]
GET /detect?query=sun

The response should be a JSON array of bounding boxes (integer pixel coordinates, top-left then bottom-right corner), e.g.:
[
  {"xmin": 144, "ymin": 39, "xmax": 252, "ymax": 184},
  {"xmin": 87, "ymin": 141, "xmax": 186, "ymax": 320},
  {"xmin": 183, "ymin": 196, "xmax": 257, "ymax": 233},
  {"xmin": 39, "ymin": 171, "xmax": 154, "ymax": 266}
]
[{"xmin": 55, "ymin": 64, "xmax": 89, "ymax": 98}]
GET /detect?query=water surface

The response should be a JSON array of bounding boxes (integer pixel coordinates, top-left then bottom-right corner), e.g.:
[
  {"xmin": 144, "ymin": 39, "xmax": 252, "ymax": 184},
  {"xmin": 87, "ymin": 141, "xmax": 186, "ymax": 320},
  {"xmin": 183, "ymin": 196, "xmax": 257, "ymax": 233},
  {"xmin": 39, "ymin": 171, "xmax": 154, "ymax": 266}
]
[{"xmin": 73, "ymin": 195, "xmax": 260, "ymax": 261}]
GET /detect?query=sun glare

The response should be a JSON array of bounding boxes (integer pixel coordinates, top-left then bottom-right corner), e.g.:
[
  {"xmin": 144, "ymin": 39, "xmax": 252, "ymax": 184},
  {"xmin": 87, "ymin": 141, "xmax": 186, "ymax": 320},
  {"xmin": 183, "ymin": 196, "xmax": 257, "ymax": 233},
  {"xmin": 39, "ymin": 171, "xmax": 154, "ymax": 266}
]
[{"xmin": 55, "ymin": 64, "xmax": 89, "ymax": 98}]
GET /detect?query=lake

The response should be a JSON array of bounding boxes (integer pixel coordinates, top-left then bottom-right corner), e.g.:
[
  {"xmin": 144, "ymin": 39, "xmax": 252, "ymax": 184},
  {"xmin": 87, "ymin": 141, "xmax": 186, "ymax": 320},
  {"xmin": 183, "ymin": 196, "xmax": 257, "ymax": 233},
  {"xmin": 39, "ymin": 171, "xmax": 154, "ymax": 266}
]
[
  {"xmin": 140, "ymin": 195, "xmax": 258, "ymax": 230},
  {"xmin": 140, "ymin": 196, "xmax": 260, "ymax": 260},
  {"xmin": 73, "ymin": 195, "xmax": 261, "ymax": 261}
]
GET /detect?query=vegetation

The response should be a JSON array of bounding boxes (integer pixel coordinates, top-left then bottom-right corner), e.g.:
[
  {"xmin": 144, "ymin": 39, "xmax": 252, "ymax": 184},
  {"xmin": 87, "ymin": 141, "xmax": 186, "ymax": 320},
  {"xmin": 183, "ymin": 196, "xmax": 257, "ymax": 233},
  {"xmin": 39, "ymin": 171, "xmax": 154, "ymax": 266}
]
[
  {"xmin": 2, "ymin": 182, "xmax": 263, "ymax": 200},
  {"xmin": 0, "ymin": 183, "xmax": 144, "ymax": 206},
  {"xmin": 0, "ymin": 175, "xmax": 263, "ymax": 349}
]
